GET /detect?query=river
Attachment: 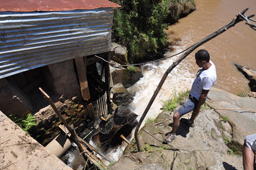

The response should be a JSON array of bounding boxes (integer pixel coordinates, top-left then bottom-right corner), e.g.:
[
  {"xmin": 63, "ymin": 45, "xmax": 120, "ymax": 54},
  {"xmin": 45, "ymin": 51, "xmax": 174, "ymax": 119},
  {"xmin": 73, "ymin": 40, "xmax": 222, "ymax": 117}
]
[{"xmin": 128, "ymin": 0, "xmax": 256, "ymax": 127}]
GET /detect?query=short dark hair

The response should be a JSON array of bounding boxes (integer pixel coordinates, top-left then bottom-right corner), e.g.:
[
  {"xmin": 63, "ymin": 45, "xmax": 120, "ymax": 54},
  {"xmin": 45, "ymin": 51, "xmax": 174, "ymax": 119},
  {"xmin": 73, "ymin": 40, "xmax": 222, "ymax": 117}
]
[{"xmin": 195, "ymin": 49, "xmax": 210, "ymax": 62}]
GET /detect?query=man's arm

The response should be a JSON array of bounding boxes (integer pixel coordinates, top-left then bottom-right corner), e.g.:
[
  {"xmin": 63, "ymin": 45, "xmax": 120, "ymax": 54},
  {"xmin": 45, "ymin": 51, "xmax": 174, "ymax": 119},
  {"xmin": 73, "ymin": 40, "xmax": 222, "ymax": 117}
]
[{"xmin": 190, "ymin": 89, "xmax": 209, "ymax": 122}]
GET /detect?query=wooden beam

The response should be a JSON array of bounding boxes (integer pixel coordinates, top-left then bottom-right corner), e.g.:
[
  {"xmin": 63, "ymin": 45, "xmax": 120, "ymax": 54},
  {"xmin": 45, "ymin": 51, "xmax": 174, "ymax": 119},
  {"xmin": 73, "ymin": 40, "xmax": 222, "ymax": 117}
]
[
  {"xmin": 105, "ymin": 53, "xmax": 111, "ymax": 105},
  {"xmin": 75, "ymin": 57, "xmax": 90, "ymax": 101}
]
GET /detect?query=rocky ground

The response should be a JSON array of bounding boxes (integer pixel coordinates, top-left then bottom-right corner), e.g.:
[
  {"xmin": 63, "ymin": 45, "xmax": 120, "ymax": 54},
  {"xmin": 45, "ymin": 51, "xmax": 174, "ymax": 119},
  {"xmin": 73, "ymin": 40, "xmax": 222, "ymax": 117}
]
[{"xmin": 110, "ymin": 87, "xmax": 256, "ymax": 170}]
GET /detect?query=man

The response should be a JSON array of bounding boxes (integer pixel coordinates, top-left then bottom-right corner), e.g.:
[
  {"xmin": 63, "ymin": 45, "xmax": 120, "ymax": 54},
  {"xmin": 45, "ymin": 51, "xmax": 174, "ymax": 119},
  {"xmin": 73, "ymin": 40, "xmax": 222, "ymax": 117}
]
[
  {"xmin": 163, "ymin": 49, "xmax": 217, "ymax": 144},
  {"xmin": 243, "ymin": 134, "xmax": 256, "ymax": 170}
]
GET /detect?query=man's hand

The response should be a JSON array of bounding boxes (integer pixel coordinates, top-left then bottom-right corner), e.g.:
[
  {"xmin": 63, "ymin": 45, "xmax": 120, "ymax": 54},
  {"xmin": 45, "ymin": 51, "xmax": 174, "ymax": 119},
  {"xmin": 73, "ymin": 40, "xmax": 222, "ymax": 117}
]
[{"xmin": 190, "ymin": 89, "xmax": 209, "ymax": 122}]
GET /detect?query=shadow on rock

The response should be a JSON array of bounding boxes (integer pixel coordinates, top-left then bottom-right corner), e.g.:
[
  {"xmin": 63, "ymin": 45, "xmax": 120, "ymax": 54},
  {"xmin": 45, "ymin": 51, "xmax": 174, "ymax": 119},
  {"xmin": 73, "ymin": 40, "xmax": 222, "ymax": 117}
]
[
  {"xmin": 168, "ymin": 118, "xmax": 190, "ymax": 138},
  {"xmin": 223, "ymin": 162, "xmax": 238, "ymax": 170}
]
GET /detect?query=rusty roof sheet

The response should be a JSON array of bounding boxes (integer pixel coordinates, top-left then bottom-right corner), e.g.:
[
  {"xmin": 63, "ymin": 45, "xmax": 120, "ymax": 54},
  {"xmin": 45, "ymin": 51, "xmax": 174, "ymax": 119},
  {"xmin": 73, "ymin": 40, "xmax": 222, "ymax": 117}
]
[{"xmin": 0, "ymin": 0, "xmax": 120, "ymax": 12}]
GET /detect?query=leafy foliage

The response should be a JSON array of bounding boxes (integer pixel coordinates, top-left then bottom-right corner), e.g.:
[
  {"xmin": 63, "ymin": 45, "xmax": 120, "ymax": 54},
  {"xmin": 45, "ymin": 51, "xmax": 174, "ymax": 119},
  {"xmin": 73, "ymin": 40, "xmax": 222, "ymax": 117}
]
[
  {"xmin": 128, "ymin": 66, "xmax": 136, "ymax": 73},
  {"xmin": 9, "ymin": 113, "xmax": 37, "ymax": 134},
  {"xmin": 110, "ymin": 0, "xmax": 171, "ymax": 63}
]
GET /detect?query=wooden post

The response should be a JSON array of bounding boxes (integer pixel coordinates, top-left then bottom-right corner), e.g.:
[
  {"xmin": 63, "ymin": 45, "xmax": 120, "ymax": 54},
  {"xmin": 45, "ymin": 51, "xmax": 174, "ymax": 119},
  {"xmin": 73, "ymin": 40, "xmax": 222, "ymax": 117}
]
[
  {"xmin": 75, "ymin": 57, "xmax": 90, "ymax": 101},
  {"xmin": 105, "ymin": 52, "xmax": 111, "ymax": 107}
]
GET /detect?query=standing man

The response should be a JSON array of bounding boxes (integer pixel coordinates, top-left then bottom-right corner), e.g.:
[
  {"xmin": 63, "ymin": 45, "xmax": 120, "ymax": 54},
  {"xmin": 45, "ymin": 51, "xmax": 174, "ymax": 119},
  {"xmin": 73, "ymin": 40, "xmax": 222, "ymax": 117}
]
[{"xmin": 163, "ymin": 49, "xmax": 217, "ymax": 144}]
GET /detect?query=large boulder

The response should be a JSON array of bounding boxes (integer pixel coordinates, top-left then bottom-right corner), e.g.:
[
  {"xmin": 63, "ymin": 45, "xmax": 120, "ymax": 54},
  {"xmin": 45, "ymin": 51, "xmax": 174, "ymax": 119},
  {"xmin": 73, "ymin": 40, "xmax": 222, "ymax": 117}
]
[
  {"xmin": 207, "ymin": 87, "xmax": 256, "ymax": 146},
  {"xmin": 110, "ymin": 43, "xmax": 128, "ymax": 65}
]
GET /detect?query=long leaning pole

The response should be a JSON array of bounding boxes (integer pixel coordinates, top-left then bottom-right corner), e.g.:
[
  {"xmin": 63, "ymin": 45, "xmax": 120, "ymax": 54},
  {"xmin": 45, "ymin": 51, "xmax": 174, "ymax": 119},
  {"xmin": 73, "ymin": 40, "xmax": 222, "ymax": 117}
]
[{"xmin": 134, "ymin": 8, "xmax": 255, "ymax": 152}]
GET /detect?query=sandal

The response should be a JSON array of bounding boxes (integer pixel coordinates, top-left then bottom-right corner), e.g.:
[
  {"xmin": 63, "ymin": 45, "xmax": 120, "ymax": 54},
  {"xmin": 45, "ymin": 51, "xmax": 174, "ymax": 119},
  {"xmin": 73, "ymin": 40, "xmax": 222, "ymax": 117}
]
[
  {"xmin": 163, "ymin": 133, "xmax": 176, "ymax": 144},
  {"xmin": 180, "ymin": 118, "xmax": 195, "ymax": 127}
]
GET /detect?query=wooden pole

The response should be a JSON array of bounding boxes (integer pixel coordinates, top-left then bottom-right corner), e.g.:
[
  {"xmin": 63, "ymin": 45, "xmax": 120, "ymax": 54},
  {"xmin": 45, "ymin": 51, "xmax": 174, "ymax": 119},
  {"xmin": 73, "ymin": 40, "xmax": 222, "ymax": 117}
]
[
  {"xmin": 75, "ymin": 57, "xmax": 90, "ymax": 101},
  {"xmin": 105, "ymin": 52, "xmax": 111, "ymax": 106}
]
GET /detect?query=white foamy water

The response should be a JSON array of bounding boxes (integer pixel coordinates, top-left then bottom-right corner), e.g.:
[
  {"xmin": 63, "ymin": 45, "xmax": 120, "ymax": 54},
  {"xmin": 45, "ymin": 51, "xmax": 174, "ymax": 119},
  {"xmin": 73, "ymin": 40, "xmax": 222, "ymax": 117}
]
[{"xmin": 128, "ymin": 47, "xmax": 195, "ymax": 128}]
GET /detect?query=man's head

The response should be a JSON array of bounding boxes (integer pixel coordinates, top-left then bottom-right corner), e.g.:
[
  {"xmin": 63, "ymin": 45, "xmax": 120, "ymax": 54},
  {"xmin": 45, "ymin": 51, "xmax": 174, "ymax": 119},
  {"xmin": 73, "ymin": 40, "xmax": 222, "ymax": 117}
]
[{"xmin": 195, "ymin": 49, "xmax": 210, "ymax": 68}]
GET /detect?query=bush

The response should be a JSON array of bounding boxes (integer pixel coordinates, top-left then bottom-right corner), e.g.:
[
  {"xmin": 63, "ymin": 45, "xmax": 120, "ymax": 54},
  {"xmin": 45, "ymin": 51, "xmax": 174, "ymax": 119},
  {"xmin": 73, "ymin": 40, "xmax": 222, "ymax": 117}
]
[{"xmin": 110, "ymin": 0, "xmax": 171, "ymax": 63}]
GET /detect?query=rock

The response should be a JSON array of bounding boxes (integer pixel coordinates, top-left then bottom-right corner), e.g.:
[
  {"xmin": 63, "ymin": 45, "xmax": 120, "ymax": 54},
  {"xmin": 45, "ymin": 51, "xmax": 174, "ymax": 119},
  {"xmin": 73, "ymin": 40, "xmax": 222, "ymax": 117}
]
[
  {"xmin": 249, "ymin": 75, "xmax": 256, "ymax": 92},
  {"xmin": 111, "ymin": 83, "xmax": 133, "ymax": 106},
  {"xmin": 220, "ymin": 121, "xmax": 232, "ymax": 134},
  {"xmin": 110, "ymin": 66, "xmax": 143, "ymax": 88},
  {"xmin": 207, "ymin": 87, "xmax": 256, "ymax": 146},
  {"xmin": 248, "ymin": 91, "xmax": 256, "ymax": 97},
  {"xmin": 110, "ymin": 43, "xmax": 128, "ymax": 65},
  {"xmin": 136, "ymin": 163, "xmax": 164, "ymax": 170},
  {"xmin": 233, "ymin": 62, "xmax": 256, "ymax": 92}
]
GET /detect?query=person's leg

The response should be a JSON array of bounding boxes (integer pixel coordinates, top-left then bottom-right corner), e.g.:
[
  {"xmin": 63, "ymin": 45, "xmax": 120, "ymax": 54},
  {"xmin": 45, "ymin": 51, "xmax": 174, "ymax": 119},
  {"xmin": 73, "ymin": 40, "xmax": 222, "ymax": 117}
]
[
  {"xmin": 243, "ymin": 144, "xmax": 255, "ymax": 170},
  {"xmin": 171, "ymin": 111, "xmax": 181, "ymax": 134},
  {"xmin": 189, "ymin": 110, "xmax": 199, "ymax": 123},
  {"xmin": 243, "ymin": 134, "xmax": 256, "ymax": 170},
  {"xmin": 163, "ymin": 99, "xmax": 195, "ymax": 144}
]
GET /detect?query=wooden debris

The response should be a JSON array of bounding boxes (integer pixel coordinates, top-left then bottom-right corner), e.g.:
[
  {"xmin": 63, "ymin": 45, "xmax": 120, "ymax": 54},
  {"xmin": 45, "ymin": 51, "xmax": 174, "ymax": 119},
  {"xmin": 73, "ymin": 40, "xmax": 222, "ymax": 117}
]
[
  {"xmin": 39, "ymin": 87, "xmax": 108, "ymax": 169},
  {"xmin": 120, "ymin": 134, "xmax": 130, "ymax": 144},
  {"xmin": 75, "ymin": 57, "xmax": 90, "ymax": 101}
]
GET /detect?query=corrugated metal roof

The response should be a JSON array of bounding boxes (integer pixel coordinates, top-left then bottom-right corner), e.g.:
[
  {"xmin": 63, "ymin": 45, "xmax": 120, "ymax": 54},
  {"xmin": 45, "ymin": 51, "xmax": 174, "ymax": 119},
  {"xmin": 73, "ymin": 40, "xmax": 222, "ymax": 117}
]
[
  {"xmin": 0, "ymin": 8, "xmax": 115, "ymax": 79},
  {"xmin": 0, "ymin": 0, "xmax": 120, "ymax": 12}
]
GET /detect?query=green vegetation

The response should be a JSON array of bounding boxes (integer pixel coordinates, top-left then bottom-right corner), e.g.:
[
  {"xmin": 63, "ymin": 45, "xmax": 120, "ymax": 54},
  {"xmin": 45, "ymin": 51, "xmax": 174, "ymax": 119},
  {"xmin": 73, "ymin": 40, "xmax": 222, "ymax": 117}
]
[
  {"xmin": 9, "ymin": 113, "xmax": 37, "ymax": 134},
  {"xmin": 110, "ymin": 0, "xmax": 195, "ymax": 63},
  {"xmin": 161, "ymin": 90, "xmax": 190, "ymax": 112},
  {"xmin": 110, "ymin": 0, "xmax": 170, "ymax": 63},
  {"xmin": 146, "ymin": 117, "xmax": 157, "ymax": 124},
  {"xmin": 220, "ymin": 115, "xmax": 229, "ymax": 122},
  {"xmin": 128, "ymin": 66, "xmax": 136, "ymax": 73},
  {"xmin": 223, "ymin": 135, "xmax": 243, "ymax": 155},
  {"xmin": 238, "ymin": 91, "xmax": 248, "ymax": 97}
]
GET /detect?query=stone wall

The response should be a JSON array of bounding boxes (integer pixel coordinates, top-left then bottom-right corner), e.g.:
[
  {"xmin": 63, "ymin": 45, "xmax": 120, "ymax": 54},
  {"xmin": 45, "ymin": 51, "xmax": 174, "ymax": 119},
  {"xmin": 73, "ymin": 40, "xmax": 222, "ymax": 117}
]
[
  {"xmin": 0, "ymin": 59, "xmax": 82, "ymax": 118},
  {"xmin": 43, "ymin": 60, "xmax": 81, "ymax": 100},
  {"xmin": 0, "ymin": 78, "xmax": 32, "ymax": 118}
]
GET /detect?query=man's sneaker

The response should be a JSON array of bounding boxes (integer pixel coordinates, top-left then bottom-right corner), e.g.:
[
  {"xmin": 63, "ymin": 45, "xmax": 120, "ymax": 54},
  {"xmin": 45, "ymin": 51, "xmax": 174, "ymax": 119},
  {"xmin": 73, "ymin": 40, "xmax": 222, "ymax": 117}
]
[
  {"xmin": 163, "ymin": 133, "xmax": 176, "ymax": 144},
  {"xmin": 180, "ymin": 118, "xmax": 195, "ymax": 127}
]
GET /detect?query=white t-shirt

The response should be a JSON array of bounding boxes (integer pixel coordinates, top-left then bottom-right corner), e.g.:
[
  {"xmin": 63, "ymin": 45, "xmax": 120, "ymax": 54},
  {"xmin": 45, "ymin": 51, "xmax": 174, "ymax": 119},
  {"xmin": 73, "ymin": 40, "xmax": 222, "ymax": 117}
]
[{"xmin": 190, "ymin": 61, "xmax": 217, "ymax": 100}]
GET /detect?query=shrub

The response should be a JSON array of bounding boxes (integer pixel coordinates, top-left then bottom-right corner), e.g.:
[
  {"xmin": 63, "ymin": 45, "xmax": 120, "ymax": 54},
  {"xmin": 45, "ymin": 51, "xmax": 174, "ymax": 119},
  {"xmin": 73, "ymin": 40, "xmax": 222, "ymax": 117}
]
[{"xmin": 110, "ymin": 0, "xmax": 170, "ymax": 63}]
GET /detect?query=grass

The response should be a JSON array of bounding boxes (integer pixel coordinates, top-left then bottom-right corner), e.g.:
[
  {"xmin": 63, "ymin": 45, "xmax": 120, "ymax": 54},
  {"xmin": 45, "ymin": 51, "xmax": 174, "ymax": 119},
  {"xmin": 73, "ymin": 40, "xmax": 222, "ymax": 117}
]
[
  {"xmin": 161, "ymin": 90, "xmax": 190, "ymax": 112},
  {"xmin": 146, "ymin": 117, "xmax": 157, "ymax": 124},
  {"xmin": 238, "ymin": 91, "xmax": 248, "ymax": 97},
  {"xmin": 220, "ymin": 115, "xmax": 229, "ymax": 122}
]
